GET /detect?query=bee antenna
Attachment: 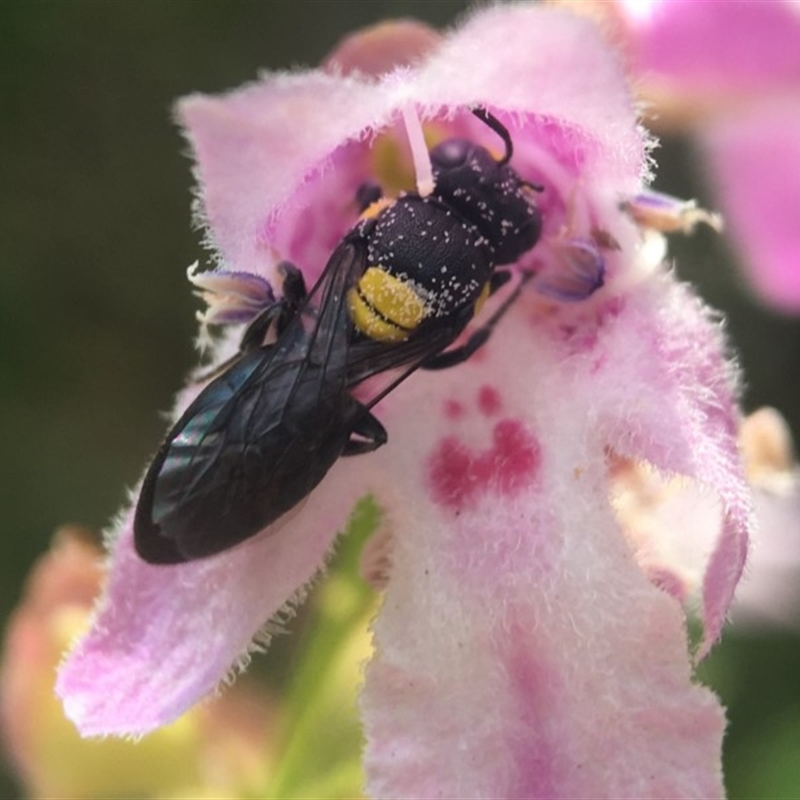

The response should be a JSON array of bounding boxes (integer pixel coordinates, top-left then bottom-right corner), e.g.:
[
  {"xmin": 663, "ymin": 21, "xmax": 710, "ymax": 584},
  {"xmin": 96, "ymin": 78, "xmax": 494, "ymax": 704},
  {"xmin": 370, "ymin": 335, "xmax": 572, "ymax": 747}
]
[{"xmin": 472, "ymin": 107, "xmax": 513, "ymax": 166}]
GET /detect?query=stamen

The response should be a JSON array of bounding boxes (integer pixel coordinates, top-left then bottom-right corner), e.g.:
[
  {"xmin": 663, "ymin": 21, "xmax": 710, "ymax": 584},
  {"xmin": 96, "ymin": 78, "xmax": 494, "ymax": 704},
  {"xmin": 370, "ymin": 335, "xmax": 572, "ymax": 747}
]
[
  {"xmin": 401, "ymin": 102, "xmax": 434, "ymax": 198},
  {"xmin": 531, "ymin": 237, "xmax": 605, "ymax": 302},
  {"xmin": 621, "ymin": 191, "xmax": 723, "ymax": 235},
  {"xmin": 187, "ymin": 263, "xmax": 276, "ymax": 326}
]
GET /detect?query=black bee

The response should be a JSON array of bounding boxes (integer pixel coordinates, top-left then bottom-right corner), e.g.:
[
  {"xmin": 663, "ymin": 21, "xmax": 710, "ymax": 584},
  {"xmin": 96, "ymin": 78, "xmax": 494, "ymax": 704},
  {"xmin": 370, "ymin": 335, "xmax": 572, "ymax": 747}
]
[{"xmin": 134, "ymin": 108, "xmax": 542, "ymax": 564}]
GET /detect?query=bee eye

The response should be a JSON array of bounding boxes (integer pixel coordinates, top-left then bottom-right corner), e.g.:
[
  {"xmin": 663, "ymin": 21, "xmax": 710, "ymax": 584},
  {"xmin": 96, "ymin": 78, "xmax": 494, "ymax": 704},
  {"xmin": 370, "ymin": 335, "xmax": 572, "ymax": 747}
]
[{"xmin": 431, "ymin": 139, "xmax": 472, "ymax": 170}]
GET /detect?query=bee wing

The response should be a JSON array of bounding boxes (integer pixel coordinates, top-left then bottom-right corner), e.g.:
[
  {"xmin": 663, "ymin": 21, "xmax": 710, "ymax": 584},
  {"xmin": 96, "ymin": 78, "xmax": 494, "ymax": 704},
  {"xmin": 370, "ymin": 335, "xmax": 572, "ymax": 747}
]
[
  {"xmin": 344, "ymin": 269, "xmax": 532, "ymax": 409},
  {"xmin": 134, "ymin": 242, "xmax": 367, "ymax": 563},
  {"xmin": 345, "ymin": 328, "xmax": 455, "ymax": 384}
]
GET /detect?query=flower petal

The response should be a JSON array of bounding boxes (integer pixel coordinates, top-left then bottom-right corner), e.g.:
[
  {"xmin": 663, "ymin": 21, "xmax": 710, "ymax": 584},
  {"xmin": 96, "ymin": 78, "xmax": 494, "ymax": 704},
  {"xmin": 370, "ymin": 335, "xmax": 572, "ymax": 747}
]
[
  {"xmin": 58, "ymin": 16, "xmax": 749, "ymax": 789},
  {"xmin": 179, "ymin": 4, "xmax": 645, "ymax": 280},
  {"xmin": 589, "ymin": 276, "xmax": 751, "ymax": 656},
  {"xmin": 322, "ymin": 19, "xmax": 442, "ymax": 77},
  {"xmin": 412, "ymin": 5, "xmax": 646, "ymax": 187},
  {"xmin": 56, "ymin": 460, "xmax": 364, "ymax": 736},
  {"xmin": 700, "ymin": 100, "xmax": 800, "ymax": 313},
  {"xmin": 626, "ymin": 0, "xmax": 800, "ymax": 95},
  {"xmin": 360, "ymin": 276, "xmax": 736, "ymax": 798}
]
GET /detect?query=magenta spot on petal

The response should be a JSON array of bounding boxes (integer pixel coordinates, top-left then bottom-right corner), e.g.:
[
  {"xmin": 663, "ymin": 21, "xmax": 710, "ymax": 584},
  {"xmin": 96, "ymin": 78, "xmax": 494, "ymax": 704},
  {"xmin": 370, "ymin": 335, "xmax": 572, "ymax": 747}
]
[
  {"xmin": 501, "ymin": 612, "xmax": 565, "ymax": 796},
  {"xmin": 427, "ymin": 418, "xmax": 540, "ymax": 511},
  {"xmin": 428, "ymin": 437, "xmax": 474, "ymax": 510},
  {"xmin": 443, "ymin": 398, "xmax": 465, "ymax": 420},
  {"xmin": 477, "ymin": 384, "xmax": 502, "ymax": 417}
]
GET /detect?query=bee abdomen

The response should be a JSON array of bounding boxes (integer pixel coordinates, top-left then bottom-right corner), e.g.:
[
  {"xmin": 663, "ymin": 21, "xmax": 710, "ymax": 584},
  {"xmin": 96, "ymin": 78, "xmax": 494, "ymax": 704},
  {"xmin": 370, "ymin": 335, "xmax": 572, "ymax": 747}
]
[{"xmin": 347, "ymin": 266, "xmax": 427, "ymax": 342}]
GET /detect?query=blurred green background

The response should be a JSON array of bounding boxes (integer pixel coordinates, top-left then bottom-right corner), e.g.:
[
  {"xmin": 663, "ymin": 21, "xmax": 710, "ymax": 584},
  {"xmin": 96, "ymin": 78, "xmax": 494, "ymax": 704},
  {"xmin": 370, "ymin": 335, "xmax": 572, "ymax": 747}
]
[{"xmin": 1, "ymin": 1, "xmax": 798, "ymax": 797}]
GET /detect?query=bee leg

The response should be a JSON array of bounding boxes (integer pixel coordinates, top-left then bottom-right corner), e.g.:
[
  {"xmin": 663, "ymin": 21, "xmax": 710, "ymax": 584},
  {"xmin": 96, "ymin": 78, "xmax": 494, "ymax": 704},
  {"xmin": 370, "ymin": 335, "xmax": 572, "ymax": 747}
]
[
  {"xmin": 343, "ymin": 409, "xmax": 388, "ymax": 456},
  {"xmin": 195, "ymin": 262, "xmax": 309, "ymax": 383},
  {"xmin": 488, "ymin": 269, "xmax": 512, "ymax": 294},
  {"xmin": 355, "ymin": 181, "xmax": 383, "ymax": 212},
  {"xmin": 192, "ymin": 301, "xmax": 288, "ymax": 384},
  {"xmin": 238, "ymin": 302, "xmax": 291, "ymax": 352},
  {"xmin": 421, "ymin": 270, "xmax": 532, "ymax": 371},
  {"xmin": 277, "ymin": 261, "xmax": 308, "ymax": 317},
  {"xmin": 419, "ymin": 324, "xmax": 492, "ymax": 371},
  {"xmin": 239, "ymin": 262, "xmax": 308, "ymax": 351}
]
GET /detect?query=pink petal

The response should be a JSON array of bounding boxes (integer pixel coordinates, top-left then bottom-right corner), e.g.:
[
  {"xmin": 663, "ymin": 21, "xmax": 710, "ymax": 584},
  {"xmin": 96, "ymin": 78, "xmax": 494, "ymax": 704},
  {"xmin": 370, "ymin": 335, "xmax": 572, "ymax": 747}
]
[
  {"xmin": 56, "ymin": 460, "xmax": 363, "ymax": 736},
  {"xmin": 322, "ymin": 19, "xmax": 441, "ymax": 77},
  {"xmin": 179, "ymin": 4, "xmax": 645, "ymax": 280},
  {"xmin": 59, "ymin": 4, "xmax": 651, "ymax": 739},
  {"xmin": 591, "ymin": 277, "xmax": 751, "ymax": 657},
  {"xmin": 361, "ymin": 276, "xmax": 739, "ymax": 797},
  {"xmin": 627, "ymin": 0, "xmax": 800, "ymax": 94},
  {"xmin": 57, "ymin": 17, "xmax": 749, "ymax": 789},
  {"xmin": 700, "ymin": 100, "xmax": 800, "ymax": 313}
]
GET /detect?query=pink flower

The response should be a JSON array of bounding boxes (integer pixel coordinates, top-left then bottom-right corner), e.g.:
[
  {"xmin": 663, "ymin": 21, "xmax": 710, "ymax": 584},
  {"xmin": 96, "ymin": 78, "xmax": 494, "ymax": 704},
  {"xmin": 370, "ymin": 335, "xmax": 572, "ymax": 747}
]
[
  {"xmin": 57, "ymin": 5, "xmax": 753, "ymax": 797},
  {"xmin": 733, "ymin": 408, "xmax": 800, "ymax": 631},
  {"xmin": 609, "ymin": 407, "xmax": 800, "ymax": 633},
  {"xmin": 0, "ymin": 528, "xmax": 275, "ymax": 798},
  {"xmin": 614, "ymin": 0, "xmax": 800, "ymax": 313}
]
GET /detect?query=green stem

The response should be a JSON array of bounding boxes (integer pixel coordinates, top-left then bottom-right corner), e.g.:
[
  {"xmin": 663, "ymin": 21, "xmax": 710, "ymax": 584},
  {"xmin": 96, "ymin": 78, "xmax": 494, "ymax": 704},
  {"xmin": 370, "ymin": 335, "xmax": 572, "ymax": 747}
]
[{"xmin": 265, "ymin": 498, "xmax": 380, "ymax": 798}]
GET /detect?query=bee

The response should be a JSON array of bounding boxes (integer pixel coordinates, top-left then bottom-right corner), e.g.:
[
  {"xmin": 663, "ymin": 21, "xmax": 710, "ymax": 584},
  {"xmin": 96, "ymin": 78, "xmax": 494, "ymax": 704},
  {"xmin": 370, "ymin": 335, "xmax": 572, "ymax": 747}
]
[{"xmin": 134, "ymin": 108, "xmax": 542, "ymax": 563}]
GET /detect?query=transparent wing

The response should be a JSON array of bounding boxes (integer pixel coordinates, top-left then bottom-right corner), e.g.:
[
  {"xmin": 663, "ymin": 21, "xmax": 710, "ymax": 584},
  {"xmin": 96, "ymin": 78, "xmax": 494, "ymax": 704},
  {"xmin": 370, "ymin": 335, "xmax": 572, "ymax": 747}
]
[{"xmin": 134, "ymin": 242, "xmax": 367, "ymax": 563}]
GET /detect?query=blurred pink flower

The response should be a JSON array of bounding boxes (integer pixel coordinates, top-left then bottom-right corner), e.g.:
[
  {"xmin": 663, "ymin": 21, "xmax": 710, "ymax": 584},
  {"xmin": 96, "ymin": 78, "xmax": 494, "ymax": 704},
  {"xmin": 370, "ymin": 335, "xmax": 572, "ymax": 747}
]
[
  {"xmin": 609, "ymin": 0, "xmax": 800, "ymax": 313},
  {"xmin": 57, "ymin": 6, "xmax": 754, "ymax": 797},
  {"xmin": 610, "ymin": 407, "xmax": 800, "ymax": 633},
  {"xmin": 1, "ymin": 528, "xmax": 274, "ymax": 799},
  {"xmin": 733, "ymin": 408, "xmax": 800, "ymax": 631}
]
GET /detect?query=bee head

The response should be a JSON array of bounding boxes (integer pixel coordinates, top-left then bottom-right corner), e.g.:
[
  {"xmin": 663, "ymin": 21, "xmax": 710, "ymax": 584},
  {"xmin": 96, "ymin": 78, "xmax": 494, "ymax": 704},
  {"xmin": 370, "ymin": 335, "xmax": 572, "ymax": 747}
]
[{"xmin": 430, "ymin": 138, "xmax": 542, "ymax": 265}]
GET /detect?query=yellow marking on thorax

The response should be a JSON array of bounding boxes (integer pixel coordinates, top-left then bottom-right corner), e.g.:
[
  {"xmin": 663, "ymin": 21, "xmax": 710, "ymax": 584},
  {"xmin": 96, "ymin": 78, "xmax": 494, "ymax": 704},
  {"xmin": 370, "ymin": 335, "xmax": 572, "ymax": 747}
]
[
  {"xmin": 359, "ymin": 197, "xmax": 395, "ymax": 221},
  {"xmin": 348, "ymin": 267, "xmax": 427, "ymax": 342},
  {"xmin": 473, "ymin": 281, "xmax": 492, "ymax": 317},
  {"xmin": 487, "ymin": 145, "xmax": 504, "ymax": 164}
]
